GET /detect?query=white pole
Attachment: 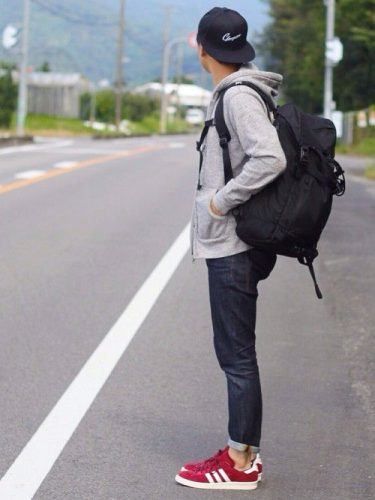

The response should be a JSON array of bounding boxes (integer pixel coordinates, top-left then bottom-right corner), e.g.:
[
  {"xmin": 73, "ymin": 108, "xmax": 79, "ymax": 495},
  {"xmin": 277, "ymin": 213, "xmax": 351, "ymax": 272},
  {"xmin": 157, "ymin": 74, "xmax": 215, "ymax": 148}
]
[
  {"xmin": 323, "ymin": 0, "xmax": 335, "ymax": 119},
  {"xmin": 16, "ymin": 0, "xmax": 30, "ymax": 137}
]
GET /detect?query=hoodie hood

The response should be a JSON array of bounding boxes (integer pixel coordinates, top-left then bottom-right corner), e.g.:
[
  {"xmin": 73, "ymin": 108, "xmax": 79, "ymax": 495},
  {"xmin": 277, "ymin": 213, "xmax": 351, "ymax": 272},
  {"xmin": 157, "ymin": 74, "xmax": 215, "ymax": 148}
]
[{"xmin": 208, "ymin": 62, "xmax": 283, "ymax": 114}]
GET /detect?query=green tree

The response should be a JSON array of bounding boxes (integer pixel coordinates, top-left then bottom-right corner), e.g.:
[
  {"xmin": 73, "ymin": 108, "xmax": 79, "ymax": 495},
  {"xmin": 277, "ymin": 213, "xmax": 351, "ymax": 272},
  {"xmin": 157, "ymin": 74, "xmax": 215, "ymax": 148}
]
[
  {"xmin": 121, "ymin": 92, "xmax": 159, "ymax": 121},
  {"xmin": 0, "ymin": 62, "xmax": 17, "ymax": 128},
  {"xmin": 95, "ymin": 90, "xmax": 116, "ymax": 123},
  {"xmin": 259, "ymin": 0, "xmax": 374, "ymax": 113},
  {"xmin": 38, "ymin": 61, "xmax": 51, "ymax": 72},
  {"xmin": 172, "ymin": 76, "xmax": 195, "ymax": 84},
  {"xmin": 335, "ymin": 0, "xmax": 374, "ymax": 110},
  {"xmin": 79, "ymin": 92, "xmax": 92, "ymax": 120}
]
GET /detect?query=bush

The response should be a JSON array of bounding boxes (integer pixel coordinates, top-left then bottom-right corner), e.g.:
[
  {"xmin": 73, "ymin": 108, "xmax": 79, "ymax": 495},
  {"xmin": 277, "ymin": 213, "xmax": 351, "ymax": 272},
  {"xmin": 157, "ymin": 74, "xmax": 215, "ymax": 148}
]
[
  {"xmin": 80, "ymin": 89, "xmax": 159, "ymax": 124},
  {"xmin": 95, "ymin": 90, "xmax": 116, "ymax": 123},
  {"xmin": 80, "ymin": 92, "xmax": 91, "ymax": 121},
  {"xmin": 0, "ymin": 62, "xmax": 17, "ymax": 128},
  {"xmin": 122, "ymin": 92, "xmax": 159, "ymax": 121}
]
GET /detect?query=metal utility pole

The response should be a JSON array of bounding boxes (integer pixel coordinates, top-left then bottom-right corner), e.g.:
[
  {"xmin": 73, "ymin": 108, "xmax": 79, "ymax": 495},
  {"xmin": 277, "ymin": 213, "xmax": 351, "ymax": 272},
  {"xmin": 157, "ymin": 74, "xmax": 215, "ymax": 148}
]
[
  {"xmin": 160, "ymin": 37, "xmax": 186, "ymax": 134},
  {"xmin": 115, "ymin": 0, "xmax": 126, "ymax": 131},
  {"xmin": 159, "ymin": 6, "xmax": 173, "ymax": 134},
  {"xmin": 323, "ymin": 0, "xmax": 335, "ymax": 119},
  {"xmin": 175, "ymin": 43, "xmax": 184, "ymax": 119},
  {"xmin": 16, "ymin": 0, "xmax": 31, "ymax": 137},
  {"xmin": 90, "ymin": 84, "xmax": 96, "ymax": 125}
]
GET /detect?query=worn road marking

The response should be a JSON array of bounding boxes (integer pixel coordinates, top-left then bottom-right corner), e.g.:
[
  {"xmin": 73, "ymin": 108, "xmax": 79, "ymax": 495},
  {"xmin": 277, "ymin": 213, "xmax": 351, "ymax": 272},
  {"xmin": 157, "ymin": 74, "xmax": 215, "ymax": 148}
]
[
  {"xmin": 53, "ymin": 161, "xmax": 78, "ymax": 169},
  {"xmin": 323, "ymin": 256, "xmax": 350, "ymax": 266},
  {"xmin": 0, "ymin": 140, "xmax": 73, "ymax": 156},
  {"xmin": 0, "ymin": 144, "xmax": 165, "ymax": 196},
  {"xmin": 15, "ymin": 170, "xmax": 45, "ymax": 179},
  {"xmin": 0, "ymin": 222, "xmax": 190, "ymax": 499}
]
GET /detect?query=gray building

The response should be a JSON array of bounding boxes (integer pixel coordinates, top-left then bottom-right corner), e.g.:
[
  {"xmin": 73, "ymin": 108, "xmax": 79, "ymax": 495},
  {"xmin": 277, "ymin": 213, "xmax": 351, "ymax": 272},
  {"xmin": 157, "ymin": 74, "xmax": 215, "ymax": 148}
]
[{"xmin": 17, "ymin": 72, "xmax": 91, "ymax": 118}]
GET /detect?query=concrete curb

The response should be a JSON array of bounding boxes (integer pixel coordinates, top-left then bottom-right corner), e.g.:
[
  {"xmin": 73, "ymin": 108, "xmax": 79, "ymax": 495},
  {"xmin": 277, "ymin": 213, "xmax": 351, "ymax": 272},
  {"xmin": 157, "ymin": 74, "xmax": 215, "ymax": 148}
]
[
  {"xmin": 0, "ymin": 136, "xmax": 34, "ymax": 148},
  {"xmin": 92, "ymin": 131, "xmax": 197, "ymax": 140}
]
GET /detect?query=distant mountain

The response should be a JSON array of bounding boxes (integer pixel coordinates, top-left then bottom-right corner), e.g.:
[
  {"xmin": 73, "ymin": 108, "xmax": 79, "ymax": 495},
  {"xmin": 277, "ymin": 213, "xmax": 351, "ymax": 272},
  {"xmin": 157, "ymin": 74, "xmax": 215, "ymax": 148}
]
[{"xmin": 0, "ymin": 0, "xmax": 268, "ymax": 87}]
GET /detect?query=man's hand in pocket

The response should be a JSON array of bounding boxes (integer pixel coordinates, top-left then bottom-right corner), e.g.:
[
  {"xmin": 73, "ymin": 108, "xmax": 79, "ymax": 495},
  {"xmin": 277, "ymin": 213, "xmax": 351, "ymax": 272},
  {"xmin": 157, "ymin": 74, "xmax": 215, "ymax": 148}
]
[{"xmin": 209, "ymin": 197, "xmax": 224, "ymax": 217}]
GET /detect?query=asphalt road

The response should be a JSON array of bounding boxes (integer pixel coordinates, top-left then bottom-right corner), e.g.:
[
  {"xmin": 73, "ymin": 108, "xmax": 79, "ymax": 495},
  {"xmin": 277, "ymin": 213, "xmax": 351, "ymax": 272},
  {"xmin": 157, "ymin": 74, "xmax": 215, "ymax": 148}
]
[{"xmin": 0, "ymin": 135, "xmax": 373, "ymax": 500}]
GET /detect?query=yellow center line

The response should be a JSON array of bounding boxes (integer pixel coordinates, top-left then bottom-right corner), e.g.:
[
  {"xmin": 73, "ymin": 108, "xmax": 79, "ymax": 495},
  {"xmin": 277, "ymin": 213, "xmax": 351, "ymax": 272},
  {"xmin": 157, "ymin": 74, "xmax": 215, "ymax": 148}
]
[{"xmin": 0, "ymin": 144, "xmax": 165, "ymax": 196}]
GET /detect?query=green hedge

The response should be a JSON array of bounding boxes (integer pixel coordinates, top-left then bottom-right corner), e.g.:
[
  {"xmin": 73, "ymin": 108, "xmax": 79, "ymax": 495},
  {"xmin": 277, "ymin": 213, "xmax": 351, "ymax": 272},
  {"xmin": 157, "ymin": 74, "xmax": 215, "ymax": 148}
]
[{"xmin": 80, "ymin": 90, "xmax": 159, "ymax": 123}]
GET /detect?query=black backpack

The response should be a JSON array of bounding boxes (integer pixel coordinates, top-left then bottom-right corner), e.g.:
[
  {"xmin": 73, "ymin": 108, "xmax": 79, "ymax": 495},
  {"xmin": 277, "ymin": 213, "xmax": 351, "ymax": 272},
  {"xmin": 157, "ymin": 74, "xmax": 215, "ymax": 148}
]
[{"xmin": 196, "ymin": 81, "xmax": 346, "ymax": 299}]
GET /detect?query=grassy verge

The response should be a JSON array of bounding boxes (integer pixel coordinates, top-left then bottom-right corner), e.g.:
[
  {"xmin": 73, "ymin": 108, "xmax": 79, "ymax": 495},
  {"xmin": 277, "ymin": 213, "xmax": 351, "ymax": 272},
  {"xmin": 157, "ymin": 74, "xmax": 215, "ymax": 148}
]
[
  {"xmin": 336, "ymin": 137, "xmax": 375, "ymax": 156},
  {"xmin": 364, "ymin": 163, "xmax": 375, "ymax": 180},
  {"xmin": 9, "ymin": 114, "xmax": 93, "ymax": 136},
  {"xmin": 2, "ymin": 113, "xmax": 194, "ymax": 138},
  {"xmin": 128, "ymin": 114, "xmax": 192, "ymax": 135}
]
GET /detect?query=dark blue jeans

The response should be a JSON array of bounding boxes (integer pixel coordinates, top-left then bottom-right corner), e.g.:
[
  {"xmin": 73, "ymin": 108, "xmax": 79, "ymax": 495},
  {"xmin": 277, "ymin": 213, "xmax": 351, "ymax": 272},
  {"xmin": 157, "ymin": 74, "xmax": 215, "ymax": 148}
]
[{"xmin": 205, "ymin": 248, "xmax": 277, "ymax": 453}]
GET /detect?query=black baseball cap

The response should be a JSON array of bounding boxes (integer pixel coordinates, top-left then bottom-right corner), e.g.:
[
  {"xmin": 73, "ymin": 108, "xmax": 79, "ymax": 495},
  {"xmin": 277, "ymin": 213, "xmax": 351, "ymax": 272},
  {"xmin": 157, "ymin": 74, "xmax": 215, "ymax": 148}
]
[{"xmin": 197, "ymin": 7, "xmax": 256, "ymax": 64}]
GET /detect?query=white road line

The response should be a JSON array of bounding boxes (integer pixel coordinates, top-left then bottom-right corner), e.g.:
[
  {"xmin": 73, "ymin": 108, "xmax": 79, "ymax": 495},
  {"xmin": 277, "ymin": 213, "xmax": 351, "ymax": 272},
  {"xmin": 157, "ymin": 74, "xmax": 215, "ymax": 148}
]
[
  {"xmin": 15, "ymin": 170, "xmax": 46, "ymax": 180},
  {"xmin": 0, "ymin": 222, "xmax": 191, "ymax": 500},
  {"xmin": 48, "ymin": 148, "xmax": 128, "ymax": 155},
  {"xmin": 53, "ymin": 161, "xmax": 78, "ymax": 169},
  {"xmin": 0, "ymin": 140, "xmax": 73, "ymax": 156},
  {"xmin": 169, "ymin": 142, "xmax": 186, "ymax": 149}
]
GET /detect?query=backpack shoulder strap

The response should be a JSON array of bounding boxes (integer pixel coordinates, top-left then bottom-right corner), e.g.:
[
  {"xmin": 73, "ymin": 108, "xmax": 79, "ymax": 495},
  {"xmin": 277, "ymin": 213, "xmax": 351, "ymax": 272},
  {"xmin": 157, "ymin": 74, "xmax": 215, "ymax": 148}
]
[
  {"xmin": 214, "ymin": 92, "xmax": 233, "ymax": 185},
  {"xmin": 214, "ymin": 81, "xmax": 278, "ymax": 185},
  {"xmin": 196, "ymin": 118, "xmax": 214, "ymax": 190}
]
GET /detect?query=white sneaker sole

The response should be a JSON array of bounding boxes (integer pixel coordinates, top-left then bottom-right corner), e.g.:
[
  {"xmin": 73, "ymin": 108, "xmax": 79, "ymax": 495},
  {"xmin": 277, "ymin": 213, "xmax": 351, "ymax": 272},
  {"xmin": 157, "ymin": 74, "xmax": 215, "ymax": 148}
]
[
  {"xmin": 175, "ymin": 474, "xmax": 259, "ymax": 490},
  {"xmin": 180, "ymin": 467, "xmax": 262, "ymax": 481}
]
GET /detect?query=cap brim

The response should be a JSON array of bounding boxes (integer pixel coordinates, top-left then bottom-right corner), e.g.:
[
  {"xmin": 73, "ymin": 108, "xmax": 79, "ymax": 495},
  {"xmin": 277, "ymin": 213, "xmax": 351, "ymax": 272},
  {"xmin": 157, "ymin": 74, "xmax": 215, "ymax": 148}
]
[{"xmin": 203, "ymin": 40, "xmax": 256, "ymax": 64}]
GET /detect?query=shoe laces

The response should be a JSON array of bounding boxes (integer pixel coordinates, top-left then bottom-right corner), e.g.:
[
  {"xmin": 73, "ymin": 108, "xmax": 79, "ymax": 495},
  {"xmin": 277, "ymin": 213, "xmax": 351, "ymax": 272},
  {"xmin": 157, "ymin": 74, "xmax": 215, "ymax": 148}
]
[{"xmin": 195, "ymin": 448, "xmax": 226, "ymax": 473}]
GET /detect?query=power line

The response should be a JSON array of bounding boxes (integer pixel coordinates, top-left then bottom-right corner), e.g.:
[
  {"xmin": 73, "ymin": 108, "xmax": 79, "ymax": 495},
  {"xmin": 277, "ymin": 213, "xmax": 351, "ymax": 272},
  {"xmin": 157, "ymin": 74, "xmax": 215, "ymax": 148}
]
[
  {"xmin": 32, "ymin": 0, "xmax": 117, "ymax": 27},
  {"xmin": 31, "ymin": 0, "xmax": 162, "ymax": 54}
]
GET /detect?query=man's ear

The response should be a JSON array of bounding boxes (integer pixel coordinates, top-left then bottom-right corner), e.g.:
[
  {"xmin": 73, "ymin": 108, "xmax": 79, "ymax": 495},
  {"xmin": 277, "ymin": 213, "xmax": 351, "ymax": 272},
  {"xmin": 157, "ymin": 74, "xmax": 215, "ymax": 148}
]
[{"xmin": 197, "ymin": 43, "xmax": 207, "ymax": 58}]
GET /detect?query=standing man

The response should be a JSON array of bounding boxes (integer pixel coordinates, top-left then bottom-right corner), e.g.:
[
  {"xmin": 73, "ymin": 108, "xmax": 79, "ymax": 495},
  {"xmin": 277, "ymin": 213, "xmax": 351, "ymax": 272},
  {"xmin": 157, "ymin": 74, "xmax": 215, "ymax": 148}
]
[{"xmin": 175, "ymin": 7, "xmax": 287, "ymax": 491}]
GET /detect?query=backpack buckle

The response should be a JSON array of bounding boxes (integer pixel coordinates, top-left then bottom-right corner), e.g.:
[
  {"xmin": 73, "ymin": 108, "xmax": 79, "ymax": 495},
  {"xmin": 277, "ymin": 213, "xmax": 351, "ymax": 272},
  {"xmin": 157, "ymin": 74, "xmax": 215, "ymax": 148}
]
[
  {"xmin": 219, "ymin": 137, "xmax": 229, "ymax": 148},
  {"xmin": 231, "ymin": 207, "xmax": 241, "ymax": 217},
  {"xmin": 300, "ymin": 145, "xmax": 310, "ymax": 166}
]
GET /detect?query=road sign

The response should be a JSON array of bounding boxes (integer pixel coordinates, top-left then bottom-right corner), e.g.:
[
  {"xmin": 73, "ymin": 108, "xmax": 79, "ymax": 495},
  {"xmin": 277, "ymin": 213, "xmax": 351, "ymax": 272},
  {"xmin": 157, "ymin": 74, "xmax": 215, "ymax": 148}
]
[
  {"xmin": 188, "ymin": 31, "xmax": 198, "ymax": 49},
  {"xmin": 2, "ymin": 24, "xmax": 19, "ymax": 49},
  {"xmin": 326, "ymin": 37, "xmax": 343, "ymax": 64}
]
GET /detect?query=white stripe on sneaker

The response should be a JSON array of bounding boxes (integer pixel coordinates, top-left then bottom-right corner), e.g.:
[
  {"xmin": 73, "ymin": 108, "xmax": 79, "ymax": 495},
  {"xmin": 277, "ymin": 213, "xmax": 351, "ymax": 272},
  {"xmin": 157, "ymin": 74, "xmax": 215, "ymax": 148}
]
[
  {"xmin": 205, "ymin": 472, "xmax": 214, "ymax": 483},
  {"xmin": 212, "ymin": 471, "xmax": 223, "ymax": 483},
  {"xmin": 218, "ymin": 468, "xmax": 231, "ymax": 482},
  {"xmin": 244, "ymin": 463, "xmax": 258, "ymax": 474}
]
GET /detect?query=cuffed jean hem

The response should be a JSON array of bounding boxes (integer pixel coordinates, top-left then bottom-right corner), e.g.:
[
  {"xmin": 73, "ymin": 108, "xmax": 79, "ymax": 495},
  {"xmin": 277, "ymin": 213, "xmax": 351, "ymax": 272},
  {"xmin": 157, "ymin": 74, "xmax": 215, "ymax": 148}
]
[{"xmin": 228, "ymin": 438, "xmax": 260, "ymax": 454}]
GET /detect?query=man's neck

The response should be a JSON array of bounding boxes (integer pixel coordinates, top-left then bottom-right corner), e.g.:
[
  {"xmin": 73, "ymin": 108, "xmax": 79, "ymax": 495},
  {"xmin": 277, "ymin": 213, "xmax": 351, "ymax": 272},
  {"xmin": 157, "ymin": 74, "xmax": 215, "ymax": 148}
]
[{"xmin": 211, "ymin": 65, "xmax": 239, "ymax": 86}]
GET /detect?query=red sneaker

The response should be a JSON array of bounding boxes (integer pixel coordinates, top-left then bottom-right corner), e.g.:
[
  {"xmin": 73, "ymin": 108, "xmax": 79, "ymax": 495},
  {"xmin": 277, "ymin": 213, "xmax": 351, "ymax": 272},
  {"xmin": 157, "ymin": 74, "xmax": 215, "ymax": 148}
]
[
  {"xmin": 181, "ymin": 448, "xmax": 263, "ymax": 481},
  {"xmin": 255, "ymin": 453, "xmax": 263, "ymax": 481},
  {"xmin": 180, "ymin": 446, "xmax": 229, "ymax": 472},
  {"xmin": 175, "ymin": 447, "xmax": 260, "ymax": 490}
]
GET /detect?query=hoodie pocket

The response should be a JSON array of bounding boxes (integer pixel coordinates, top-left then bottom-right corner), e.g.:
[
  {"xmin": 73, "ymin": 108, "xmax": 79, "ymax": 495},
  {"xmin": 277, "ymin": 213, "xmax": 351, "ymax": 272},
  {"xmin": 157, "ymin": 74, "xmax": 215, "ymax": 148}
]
[{"xmin": 196, "ymin": 187, "xmax": 229, "ymax": 241}]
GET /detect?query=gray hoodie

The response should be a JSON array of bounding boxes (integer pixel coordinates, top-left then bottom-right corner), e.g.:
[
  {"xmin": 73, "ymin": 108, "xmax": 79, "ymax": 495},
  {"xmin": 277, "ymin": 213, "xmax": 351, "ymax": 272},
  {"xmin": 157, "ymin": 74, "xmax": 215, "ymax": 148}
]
[{"xmin": 189, "ymin": 62, "xmax": 287, "ymax": 261}]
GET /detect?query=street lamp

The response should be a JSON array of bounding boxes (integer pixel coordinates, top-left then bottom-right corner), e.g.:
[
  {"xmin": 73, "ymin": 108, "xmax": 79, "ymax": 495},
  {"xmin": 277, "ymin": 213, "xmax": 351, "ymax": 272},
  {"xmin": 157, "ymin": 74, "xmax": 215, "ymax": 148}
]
[
  {"xmin": 160, "ymin": 36, "xmax": 189, "ymax": 134},
  {"xmin": 115, "ymin": 0, "xmax": 126, "ymax": 131},
  {"xmin": 16, "ymin": 0, "xmax": 30, "ymax": 137}
]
